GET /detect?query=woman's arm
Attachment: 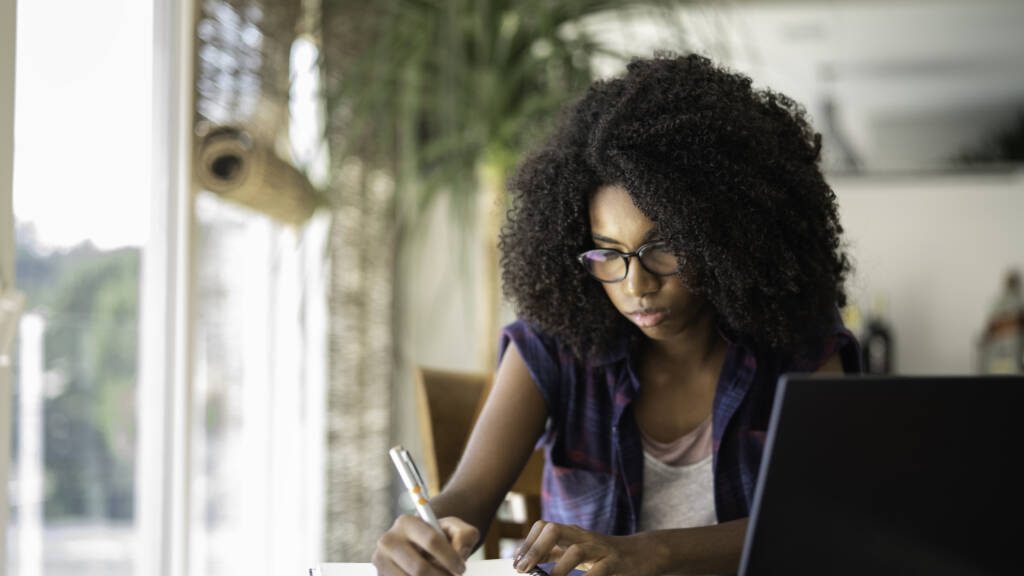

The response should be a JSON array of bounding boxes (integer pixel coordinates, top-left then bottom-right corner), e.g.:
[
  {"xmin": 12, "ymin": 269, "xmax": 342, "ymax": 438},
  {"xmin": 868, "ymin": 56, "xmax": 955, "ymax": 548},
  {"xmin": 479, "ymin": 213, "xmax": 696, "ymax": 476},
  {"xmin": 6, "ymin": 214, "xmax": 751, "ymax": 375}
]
[
  {"xmin": 431, "ymin": 341, "xmax": 549, "ymax": 536},
  {"xmin": 373, "ymin": 343, "xmax": 548, "ymax": 575},
  {"xmin": 644, "ymin": 519, "xmax": 749, "ymax": 576}
]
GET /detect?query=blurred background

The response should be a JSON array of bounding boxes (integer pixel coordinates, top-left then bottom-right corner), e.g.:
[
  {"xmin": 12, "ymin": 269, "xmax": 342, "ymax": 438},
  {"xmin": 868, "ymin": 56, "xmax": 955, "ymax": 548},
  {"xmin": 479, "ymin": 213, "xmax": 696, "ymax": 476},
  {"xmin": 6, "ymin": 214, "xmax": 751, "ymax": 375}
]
[{"xmin": 0, "ymin": 0, "xmax": 1022, "ymax": 575}]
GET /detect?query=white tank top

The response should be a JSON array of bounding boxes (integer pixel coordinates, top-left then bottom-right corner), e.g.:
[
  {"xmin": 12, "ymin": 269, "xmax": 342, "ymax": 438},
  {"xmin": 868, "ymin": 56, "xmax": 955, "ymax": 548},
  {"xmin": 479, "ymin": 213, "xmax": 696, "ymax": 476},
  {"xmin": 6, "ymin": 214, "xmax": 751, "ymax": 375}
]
[
  {"xmin": 638, "ymin": 452, "xmax": 717, "ymax": 531},
  {"xmin": 637, "ymin": 416, "xmax": 718, "ymax": 532}
]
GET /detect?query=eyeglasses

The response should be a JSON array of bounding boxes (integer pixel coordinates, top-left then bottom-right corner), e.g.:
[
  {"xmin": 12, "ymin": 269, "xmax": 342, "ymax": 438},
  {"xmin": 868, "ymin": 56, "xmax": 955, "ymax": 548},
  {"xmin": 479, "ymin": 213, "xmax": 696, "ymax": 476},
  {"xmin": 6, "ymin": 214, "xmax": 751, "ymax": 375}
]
[{"xmin": 577, "ymin": 241, "xmax": 680, "ymax": 283}]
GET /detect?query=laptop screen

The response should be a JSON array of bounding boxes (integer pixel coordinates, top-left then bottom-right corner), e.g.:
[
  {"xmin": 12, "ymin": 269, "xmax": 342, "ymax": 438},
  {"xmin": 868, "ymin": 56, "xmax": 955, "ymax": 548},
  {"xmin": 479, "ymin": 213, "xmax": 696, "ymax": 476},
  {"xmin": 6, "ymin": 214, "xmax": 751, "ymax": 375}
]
[{"xmin": 738, "ymin": 375, "xmax": 1021, "ymax": 576}]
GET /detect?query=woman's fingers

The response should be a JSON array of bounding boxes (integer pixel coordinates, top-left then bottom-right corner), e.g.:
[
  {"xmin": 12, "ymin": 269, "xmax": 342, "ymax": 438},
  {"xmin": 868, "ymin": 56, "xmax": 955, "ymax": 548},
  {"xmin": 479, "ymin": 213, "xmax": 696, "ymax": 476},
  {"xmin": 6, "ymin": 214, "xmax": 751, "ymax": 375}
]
[
  {"xmin": 370, "ymin": 547, "xmax": 410, "ymax": 576},
  {"xmin": 439, "ymin": 516, "xmax": 480, "ymax": 560},
  {"xmin": 515, "ymin": 522, "xmax": 584, "ymax": 573},
  {"xmin": 374, "ymin": 514, "xmax": 465, "ymax": 576},
  {"xmin": 545, "ymin": 544, "xmax": 567, "ymax": 564},
  {"xmin": 514, "ymin": 520, "xmax": 550, "ymax": 572},
  {"xmin": 373, "ymin": 529, "xmax": 424, "ymax": 576},
  {"xmin": 398, "ymin": 515, "xmax": 466, "ymax": 575},
  {"xmin": 515, "ymin": 519, "xmax": 547, "ymax": 564},
  {"xmin": 548, "ymin": 542, "xmax": 598, "ymax": 576},
  {"xmin": 579, "ymin": 559, "xmax": 612, "ymax": 576},
  {"xmin": 387, "ymin": 539, "xmax": 452, "ymax": 576}
]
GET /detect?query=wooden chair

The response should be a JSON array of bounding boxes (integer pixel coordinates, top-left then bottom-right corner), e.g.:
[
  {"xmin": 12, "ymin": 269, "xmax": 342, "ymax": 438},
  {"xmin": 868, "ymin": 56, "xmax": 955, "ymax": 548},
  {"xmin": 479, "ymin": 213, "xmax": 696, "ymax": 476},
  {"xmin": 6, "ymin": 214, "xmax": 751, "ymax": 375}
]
[{"xmin": 413, "ymin": 366, "xmax": 544, "ymax": 559}]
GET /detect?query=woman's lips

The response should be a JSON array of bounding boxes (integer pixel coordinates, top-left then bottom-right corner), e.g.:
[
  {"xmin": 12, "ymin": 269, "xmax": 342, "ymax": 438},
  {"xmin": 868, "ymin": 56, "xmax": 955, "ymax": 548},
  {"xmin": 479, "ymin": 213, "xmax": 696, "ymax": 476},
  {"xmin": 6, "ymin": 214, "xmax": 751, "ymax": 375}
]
[{"xmin": 628, "ymin": 308, "xmax": 668, "ymax": 328}]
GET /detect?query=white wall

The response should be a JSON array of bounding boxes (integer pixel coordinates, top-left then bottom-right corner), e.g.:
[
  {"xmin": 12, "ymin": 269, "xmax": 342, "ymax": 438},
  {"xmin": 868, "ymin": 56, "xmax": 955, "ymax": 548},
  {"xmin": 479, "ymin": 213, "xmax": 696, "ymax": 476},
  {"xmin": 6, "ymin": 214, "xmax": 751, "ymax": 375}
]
[
  {"xmin": 398, "ymin": 194, "xmax": 486, "ymax": 375},
  {"xmin": 392, "ymin": 193, "xmax": 487, "ymax": 476},
  {"xmin": 589, "ymin": 0, "xmax": 1024, "ymax": 173},
  {"xmin": 834, "ymin": 171, "xmax": 1024, "ymax": 374}
]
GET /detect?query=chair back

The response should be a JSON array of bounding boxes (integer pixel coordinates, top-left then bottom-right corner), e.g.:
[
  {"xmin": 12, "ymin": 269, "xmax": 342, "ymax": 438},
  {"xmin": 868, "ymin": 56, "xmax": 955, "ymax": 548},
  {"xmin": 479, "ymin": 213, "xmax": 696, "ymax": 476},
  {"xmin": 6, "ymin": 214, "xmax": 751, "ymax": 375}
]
[
  {"xmin": 413, "ymin": 366, "xmax": 543, "ymax": 559},
  {"xmin": 414, "ymin": 367, "xmax": 491, "ymax": 495}
]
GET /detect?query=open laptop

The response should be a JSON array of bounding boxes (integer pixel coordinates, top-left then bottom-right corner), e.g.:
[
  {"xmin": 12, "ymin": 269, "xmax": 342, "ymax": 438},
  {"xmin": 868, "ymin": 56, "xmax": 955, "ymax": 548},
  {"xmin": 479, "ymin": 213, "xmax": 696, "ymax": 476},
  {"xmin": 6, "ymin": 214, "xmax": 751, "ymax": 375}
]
[{"xmin": 738, "ymin": 375, "xmax": 1022, "ymax": 576}]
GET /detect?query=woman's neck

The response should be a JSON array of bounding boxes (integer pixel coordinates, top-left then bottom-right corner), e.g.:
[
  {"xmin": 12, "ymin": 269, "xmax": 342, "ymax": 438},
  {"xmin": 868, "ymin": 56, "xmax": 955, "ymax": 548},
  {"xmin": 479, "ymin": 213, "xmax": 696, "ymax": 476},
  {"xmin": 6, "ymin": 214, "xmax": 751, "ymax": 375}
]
[
  {"xmin": 636, "ymin": 305, "xmax": 727, "ymax": 440},
  {"xmin": 644, "ymin": 304, "xmax": 725, "ymax": 377}
]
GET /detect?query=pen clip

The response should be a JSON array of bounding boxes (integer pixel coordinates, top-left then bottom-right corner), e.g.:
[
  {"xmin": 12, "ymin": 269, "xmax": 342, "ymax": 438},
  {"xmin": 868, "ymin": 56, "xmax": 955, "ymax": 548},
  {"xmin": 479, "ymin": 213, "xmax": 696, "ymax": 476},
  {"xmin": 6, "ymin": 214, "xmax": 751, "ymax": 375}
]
[{"xmin": 400, "ymin": 449, "xmax": 431, "ymax": 498}]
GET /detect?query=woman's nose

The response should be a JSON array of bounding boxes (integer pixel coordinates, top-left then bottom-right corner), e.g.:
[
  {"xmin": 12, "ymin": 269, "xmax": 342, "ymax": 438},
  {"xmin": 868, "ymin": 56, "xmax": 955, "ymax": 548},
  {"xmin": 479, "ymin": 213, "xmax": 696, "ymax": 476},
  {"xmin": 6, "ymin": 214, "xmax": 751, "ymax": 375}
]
[{"xmin": 623, "ymin": 257, "xmax": 659, "ymax": 297}]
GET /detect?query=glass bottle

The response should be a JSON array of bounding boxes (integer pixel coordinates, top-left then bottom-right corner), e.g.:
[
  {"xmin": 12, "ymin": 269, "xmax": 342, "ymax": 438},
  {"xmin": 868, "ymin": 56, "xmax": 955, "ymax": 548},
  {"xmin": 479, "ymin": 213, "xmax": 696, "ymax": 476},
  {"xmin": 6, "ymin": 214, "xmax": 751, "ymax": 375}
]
[
  {"xmin": 861, "ymin": 295, "xmax": 894, "ymax": 375},
  {"xmin": 980, "ymin": 269, "xmax": 1023, "ymax": 374}
]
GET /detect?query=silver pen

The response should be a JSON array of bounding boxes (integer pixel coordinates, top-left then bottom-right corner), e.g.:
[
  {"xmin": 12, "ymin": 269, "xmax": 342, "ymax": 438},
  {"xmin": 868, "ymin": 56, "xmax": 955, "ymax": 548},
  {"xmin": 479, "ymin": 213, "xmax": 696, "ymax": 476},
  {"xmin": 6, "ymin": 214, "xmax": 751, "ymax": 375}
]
[{"xmin": 389, "ymin": 445, "xmax": 443, "ymax": 533}]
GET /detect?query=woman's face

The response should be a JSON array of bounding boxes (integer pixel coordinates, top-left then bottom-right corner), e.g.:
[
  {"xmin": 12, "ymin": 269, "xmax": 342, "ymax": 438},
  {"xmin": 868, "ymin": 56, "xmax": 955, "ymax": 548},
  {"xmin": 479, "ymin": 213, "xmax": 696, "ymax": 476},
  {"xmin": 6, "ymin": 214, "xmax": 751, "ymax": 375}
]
[{"xmin": 587, "ymin": 184, "xmax": 711, "ymax": 343}]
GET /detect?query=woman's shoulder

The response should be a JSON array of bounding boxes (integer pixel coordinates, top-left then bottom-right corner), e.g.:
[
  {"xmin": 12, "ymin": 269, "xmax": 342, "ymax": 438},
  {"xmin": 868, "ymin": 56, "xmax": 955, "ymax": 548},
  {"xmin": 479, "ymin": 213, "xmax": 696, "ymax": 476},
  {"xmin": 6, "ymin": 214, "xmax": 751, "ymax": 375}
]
[
  {"xmin": 498, "ymin": 318, "xmax": 571, "ymax": 368},
  {"xmin": 500, "ymin": 317, "xmax": 557, "ymax": 350},
  {"xmin": 499, "ymin": 318, "xmax": 631, "ymax": 369},
  {"xmin": 751, "ymin": 315, "xmax": 862, "ymax": 375},
  {"xmin": 497, "ymin": 319, "xmax": 574, "ymax": 415}
]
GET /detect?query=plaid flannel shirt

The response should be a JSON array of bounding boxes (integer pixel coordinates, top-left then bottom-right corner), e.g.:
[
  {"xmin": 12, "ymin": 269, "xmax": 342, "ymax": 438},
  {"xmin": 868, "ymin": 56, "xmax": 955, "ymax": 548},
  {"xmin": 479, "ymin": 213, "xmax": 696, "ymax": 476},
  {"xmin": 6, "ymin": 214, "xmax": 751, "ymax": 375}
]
[{"xmin": 498, "ymin": 318, "xmax": 861, "ymax": 534}]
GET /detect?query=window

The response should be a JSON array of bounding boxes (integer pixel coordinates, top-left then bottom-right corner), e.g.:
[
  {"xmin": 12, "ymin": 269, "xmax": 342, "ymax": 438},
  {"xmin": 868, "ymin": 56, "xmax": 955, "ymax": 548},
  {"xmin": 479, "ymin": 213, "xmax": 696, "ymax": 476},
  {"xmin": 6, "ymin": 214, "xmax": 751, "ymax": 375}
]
[
  {"xmin": 6, "ymin": 3, "xmax": 326, "ymax": 576},
  {"xmin": 7, "ymin": 1, "xmax": 152, "ymax": 575}
]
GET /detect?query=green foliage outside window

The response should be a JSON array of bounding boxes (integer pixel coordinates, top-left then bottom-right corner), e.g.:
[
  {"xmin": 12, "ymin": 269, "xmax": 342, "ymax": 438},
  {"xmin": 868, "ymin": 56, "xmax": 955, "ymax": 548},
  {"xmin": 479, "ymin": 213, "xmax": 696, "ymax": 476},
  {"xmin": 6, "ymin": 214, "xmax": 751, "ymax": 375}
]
[{"xmin": 15, "ymin": 232, "xmax": 138, "ymax": 521}]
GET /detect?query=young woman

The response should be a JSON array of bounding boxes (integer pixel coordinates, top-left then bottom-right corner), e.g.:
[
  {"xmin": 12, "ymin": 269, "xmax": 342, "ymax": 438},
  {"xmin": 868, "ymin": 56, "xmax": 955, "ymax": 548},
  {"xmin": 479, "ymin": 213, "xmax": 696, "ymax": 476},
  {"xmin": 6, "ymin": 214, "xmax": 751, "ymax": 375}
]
[{"xmin": 373, "ymin": 54, "xmax": 861, "ymax": 576}]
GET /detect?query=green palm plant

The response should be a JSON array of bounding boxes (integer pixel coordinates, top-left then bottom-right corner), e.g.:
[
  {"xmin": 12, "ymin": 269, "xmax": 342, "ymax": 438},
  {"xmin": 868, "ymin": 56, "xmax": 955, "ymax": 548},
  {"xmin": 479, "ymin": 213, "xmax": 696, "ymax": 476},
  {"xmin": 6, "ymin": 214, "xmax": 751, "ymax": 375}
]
[
  {"xmin": 318, "ymin": 0, "xmax": 694, "ymax": 557},
  {"xmin": 322, "ymin": 0, "xmax": 689, "ymax": 365},
  {"xmin": 325, "ymin": 0, "xmax": 632, "ymax": 196}
]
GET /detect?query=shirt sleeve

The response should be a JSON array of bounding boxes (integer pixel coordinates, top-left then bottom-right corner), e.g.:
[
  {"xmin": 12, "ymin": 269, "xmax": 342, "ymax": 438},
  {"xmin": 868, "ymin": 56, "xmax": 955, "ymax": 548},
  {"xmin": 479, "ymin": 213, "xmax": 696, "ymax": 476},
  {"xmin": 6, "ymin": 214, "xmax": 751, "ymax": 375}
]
[{"xmin": 497, "ymin": 319, "xmax": 563, "ymax": 427}]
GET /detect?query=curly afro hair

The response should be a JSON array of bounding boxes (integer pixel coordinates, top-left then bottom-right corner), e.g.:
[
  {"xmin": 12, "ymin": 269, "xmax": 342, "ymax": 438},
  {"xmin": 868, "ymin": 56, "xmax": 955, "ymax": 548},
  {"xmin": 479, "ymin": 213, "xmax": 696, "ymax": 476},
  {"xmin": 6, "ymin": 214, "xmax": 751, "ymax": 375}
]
[{"xmin": 499, "ymin": 54, "xmax": 850, "ymax": 357}]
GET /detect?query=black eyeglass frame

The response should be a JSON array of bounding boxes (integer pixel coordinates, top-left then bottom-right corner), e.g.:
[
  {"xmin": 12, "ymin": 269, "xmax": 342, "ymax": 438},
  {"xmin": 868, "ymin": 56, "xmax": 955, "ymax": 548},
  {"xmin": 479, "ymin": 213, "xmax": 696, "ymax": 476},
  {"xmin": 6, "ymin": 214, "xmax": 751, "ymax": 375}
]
[{"xmin": 576, "ymin": 241, "xmax": 681, "ymax": 283}]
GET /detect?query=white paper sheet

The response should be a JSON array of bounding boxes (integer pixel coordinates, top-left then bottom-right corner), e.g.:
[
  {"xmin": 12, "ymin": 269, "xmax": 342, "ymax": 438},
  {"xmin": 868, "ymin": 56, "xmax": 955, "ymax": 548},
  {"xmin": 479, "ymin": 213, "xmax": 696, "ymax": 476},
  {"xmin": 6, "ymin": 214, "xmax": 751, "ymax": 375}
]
[
  {"xmin": 313, "ymin": 559, "xmax": 589, "ymax": 576},
  {"xmin": 315, "ymin": 559, "xmax": 523, "ymax": 576}
]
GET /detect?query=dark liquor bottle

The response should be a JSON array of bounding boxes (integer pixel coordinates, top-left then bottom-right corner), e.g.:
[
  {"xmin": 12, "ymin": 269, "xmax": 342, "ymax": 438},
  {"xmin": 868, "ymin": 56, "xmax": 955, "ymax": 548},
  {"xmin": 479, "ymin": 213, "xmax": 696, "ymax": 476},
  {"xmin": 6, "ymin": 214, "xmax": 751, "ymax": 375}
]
[{"xmin": 861, "ymin": 296, "xmax": 894, "ymax": 375}]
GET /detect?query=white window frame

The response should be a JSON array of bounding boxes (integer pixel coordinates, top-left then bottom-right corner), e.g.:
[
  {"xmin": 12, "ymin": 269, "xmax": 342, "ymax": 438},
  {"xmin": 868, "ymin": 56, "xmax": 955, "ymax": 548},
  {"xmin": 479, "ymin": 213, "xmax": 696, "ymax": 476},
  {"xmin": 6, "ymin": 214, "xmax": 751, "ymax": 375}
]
[
  {"xmin": 1, "ymin": 1, "xmax": 20, "ymax": 574},
  {"xmin": 135, "ymin": 0, "xmax": 196, "ymax": 575},
  {"xmin": 138, "ymin": 3, "xmax": 327, "ymax": 576}
]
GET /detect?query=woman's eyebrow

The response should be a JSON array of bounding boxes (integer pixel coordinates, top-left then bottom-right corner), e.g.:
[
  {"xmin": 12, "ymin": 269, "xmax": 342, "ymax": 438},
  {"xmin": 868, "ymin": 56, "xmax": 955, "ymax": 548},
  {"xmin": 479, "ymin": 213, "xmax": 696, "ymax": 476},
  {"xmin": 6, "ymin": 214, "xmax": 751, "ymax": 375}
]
[
  {"xmin": 591, "ymin": 230, "xmax": 660, "ymax": 246},
  {"xmin": 591, "ymin": 233, "xmax": 623, "ymax": 246}
]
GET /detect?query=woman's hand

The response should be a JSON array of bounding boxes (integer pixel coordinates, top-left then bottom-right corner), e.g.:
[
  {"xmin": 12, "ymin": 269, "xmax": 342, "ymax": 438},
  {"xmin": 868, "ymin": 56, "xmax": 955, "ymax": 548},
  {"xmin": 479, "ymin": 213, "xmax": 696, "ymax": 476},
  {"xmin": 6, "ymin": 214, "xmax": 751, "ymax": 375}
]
[
  {"xmin": 372, "ymin": 515, "xmax": 480, "ymax": 576},
  {"xmin": 513, "ymin": 521, "xmax": 667, "ymax": 576}
]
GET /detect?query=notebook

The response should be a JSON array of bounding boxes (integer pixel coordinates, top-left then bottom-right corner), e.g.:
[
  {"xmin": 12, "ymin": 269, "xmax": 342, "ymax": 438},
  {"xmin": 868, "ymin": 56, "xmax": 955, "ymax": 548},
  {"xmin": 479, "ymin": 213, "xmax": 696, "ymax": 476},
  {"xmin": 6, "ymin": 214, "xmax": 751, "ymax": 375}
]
[{"xmin": 738, "ymin": 374, "xmax": 1022, "ymax": 576}]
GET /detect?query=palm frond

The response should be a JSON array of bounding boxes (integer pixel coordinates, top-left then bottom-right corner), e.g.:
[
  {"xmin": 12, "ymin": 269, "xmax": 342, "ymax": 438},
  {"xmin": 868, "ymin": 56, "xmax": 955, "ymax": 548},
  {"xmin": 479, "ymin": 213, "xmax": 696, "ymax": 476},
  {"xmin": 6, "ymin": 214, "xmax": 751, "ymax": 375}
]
[{"xmin": 322, "ymin": 0, "xmax": 697, "ymax": 226}]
